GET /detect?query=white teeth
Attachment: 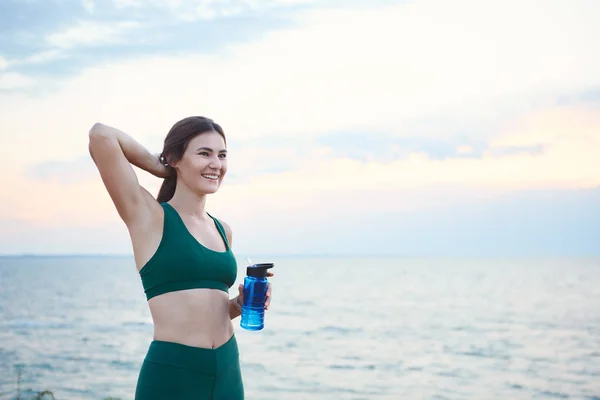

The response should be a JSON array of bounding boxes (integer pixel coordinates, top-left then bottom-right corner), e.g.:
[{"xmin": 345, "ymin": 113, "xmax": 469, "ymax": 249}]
[{"xmin": 202, "ymin": 174, "xmax": 219, "ymax": 180}]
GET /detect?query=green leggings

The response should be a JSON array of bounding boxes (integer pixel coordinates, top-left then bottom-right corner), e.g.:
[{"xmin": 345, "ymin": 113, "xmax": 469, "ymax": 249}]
[{"xmin": 135, "ymin": 335, "xmax": 244, "ymax": 399}]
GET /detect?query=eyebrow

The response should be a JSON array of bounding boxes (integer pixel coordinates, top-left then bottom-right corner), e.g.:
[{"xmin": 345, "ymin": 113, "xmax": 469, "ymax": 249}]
[{"xmin": 196, "ymin": 147, "xmax": 227, "ymax": 153}]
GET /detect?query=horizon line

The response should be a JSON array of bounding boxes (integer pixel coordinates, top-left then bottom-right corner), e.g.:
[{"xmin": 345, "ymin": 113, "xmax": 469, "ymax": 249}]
[{"xmin": 0, "ymin": 253, "xmax": 598, "ymax": 259}]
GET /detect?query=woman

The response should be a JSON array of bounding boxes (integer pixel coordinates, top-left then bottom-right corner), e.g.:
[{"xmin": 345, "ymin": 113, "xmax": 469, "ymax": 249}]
[{"xmin": 88, "ymin": 116, "xmax": 272, "ymax": 399}]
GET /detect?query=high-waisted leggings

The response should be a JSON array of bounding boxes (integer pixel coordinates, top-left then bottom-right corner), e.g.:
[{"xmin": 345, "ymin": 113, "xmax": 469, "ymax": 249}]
[{"xmin": 134, "ymin": 335, "xmax": 244, "ymax": 400}]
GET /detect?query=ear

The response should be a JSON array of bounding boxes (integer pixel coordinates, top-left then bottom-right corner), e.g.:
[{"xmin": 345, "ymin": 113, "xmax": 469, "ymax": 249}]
[{"xmin": 164, "ymin": 154, "xmax": 179, "ymax": 169}]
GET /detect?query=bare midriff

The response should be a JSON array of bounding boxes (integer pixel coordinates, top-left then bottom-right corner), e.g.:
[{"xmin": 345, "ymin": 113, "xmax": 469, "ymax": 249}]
[{"xmin": 148, "ymin": 288, "xmax": 233, "ymax": 349}]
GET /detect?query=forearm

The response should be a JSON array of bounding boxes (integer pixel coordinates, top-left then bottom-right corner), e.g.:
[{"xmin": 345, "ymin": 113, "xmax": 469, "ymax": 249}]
[
  {"xmin": 89, "ymin": 123, "xmax": 164, "ymax": 177},
  {"xmin": 229, "ymin": 296, "xmax": 242, "ymax": 320}
]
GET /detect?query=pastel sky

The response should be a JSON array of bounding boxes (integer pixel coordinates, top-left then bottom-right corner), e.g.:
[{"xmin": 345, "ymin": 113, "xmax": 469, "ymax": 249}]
[{"xmin": 1, "ymin": 0, "xmax": 599, "ymax": 256}]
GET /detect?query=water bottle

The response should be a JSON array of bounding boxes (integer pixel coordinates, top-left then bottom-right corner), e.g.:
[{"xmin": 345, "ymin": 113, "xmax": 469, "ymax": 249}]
[{"xmin": 240, "ymin": 262, "xmax": 274, "ymax": 331}]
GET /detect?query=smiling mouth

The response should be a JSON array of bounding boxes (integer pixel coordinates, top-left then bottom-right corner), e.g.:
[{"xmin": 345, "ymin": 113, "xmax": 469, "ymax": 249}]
[{"xmin": 201, "ymin": 174, "xmax": 220, "ymax": 181}]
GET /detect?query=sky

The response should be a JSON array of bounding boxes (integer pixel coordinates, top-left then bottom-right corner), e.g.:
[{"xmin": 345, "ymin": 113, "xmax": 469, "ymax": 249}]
[{"xmin": 0, "ymin": 0, "xmax": 599, "ymax": 256}]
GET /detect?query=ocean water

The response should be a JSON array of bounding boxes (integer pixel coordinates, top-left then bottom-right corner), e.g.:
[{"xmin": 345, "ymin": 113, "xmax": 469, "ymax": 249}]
[{"xmin": 0, "ymin": 255, "xmax": 599, "ymax": 400}]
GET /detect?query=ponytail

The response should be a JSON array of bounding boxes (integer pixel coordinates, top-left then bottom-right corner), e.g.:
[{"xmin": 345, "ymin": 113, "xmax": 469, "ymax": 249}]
[
  {"xmin": 157, "ymin": 173, "xmax": 176, "ymax": 203},
  {"xmin": 157, "ymin": 154, "xmax": 176, "ymax": 203}
]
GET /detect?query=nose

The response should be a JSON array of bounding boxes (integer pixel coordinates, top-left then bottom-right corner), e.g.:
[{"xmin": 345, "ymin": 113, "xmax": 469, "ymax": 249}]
[{"xmin": 208, "ymin": 156, "xmax": 222, "ymax": 170}]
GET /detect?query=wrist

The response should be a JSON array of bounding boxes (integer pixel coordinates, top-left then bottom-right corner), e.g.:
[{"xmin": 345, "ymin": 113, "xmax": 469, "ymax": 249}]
[{"xmin": 152, "ymin": 153, "xmax": 169, "ymax": 178}]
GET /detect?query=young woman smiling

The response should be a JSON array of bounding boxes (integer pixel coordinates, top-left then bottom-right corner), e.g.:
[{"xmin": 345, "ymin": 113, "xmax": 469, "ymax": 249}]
[{"xmin": 88, "ymin": 116, "xmax": 273, "ymax": 399}]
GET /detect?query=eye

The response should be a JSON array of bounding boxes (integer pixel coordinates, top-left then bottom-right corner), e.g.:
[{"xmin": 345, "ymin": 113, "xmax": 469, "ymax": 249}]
[
  {"xmin": 218, "ymin": 153, "xmax": 227, "ymax": 159},
  {"xmin": 198, "ymin": 151, "xmax": 209, "ymax": 156}
]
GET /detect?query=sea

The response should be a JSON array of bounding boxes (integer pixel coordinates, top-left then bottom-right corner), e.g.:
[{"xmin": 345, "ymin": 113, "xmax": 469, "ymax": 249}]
[{"xmin": 0, "ymin": 255, "xmax": 599, "ymax": 400}]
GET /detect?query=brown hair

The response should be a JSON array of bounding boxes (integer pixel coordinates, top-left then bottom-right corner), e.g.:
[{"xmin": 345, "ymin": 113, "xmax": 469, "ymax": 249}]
[{"xmin": 157, "ymin": 116, "xmax": 226, "ymax": 203}]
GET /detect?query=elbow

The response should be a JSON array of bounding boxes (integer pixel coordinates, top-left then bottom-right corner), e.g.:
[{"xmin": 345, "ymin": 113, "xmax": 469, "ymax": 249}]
[
  {"xmin": 88, "ymin": 122, "xmax": 116, "ymax": 159},
  {"xmin": 88, "ymin": 123, "xmax": 105, "ymax": 154},
  {"xmin": 88, "ymin": 122, "xmax": 116, "ymax": 145},
  {"xmin": 89, "ymin": 122, "xmax": 108, "ymax": 139}
]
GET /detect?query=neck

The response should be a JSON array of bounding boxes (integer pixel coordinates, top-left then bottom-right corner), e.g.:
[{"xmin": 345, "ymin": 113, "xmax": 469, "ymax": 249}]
[{"xmin": 169, "ymin": 186, "xmax": 208, "ymax": 218}]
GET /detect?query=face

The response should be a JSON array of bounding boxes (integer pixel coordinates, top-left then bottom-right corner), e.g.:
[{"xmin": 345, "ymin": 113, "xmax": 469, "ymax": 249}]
[{"xmin": 172, "ymin": 131, "xmax": 227, "ymax": 195}]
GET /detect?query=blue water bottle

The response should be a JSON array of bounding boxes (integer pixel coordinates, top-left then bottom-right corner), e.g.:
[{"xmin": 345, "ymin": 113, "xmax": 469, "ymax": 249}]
[{"xmin": 240, "ymin": 262, "xmax": 274, "ymax": 331}]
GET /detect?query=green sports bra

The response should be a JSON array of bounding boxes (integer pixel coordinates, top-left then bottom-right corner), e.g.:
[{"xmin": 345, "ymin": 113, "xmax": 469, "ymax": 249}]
[{"xmin": 139, "ymin": 202, "xmax": 238, "ymax": 301}]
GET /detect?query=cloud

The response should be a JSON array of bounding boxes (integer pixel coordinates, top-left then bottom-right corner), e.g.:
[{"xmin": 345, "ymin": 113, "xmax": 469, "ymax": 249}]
[
  {"xmin": 485, "ymin": 144, "xmax": 545, "ymax": 157},
  {"xmin": 46, "ymin": 20, "xmax": 140, "ymax": 49},
  {"xmin": 0, "ymin": 1, "xmax": 85, "ymax": 57},
  {"xmin": 113, "ymin": 0, "xmax": 146, "ymax": 7},
  {"xmin": 21, "ymin": 49, "xmax": 66, "ymax": 64},
  {"xmin": 557, "ymin": 88, "xmax": 600, "ymax": 106},
  {"xmin": 82, "ymin": 0, "xmax": 96, "ymax": 14},
  {"xmin": 0, "ymin": 2, "xmax": 305, "ymax": 80},
  {"xmin": 0, "ymin": 50, "xmax": 66, "ymax": 74},
  {"xmin": 233, "ymin": 105, "xmax": 600, "ymax": 210},
  {"xmin": 0, "ymin": 72, "xmax": 34, "ymax": 90},
  {"xmin": 312, "ymin": 132, "xmax": 488, "ymax": 161},
  {"xmin": 110, "ymin": 0, "xmax": 316, "ymax": 21},
  {"xmin": 229, "ymin": 130, "xmax": 487, "ymax": 166}
]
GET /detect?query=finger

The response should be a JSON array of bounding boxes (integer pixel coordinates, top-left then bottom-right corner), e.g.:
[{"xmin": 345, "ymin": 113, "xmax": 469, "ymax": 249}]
[
  {"xmin": 265, "ymin": 284, "xmax": 272, "ymax": 309},
  {"xmin": 267, "ymin": 272, "xmax": 275, "ymax": 277}
]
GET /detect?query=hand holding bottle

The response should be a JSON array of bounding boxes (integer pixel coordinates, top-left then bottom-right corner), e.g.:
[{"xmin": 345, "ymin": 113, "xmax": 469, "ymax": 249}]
[
  {"xmin": 239, "ymin": 263, "xmax": 274, "ymax": 331},
  {"xmin": 236, "ymin": 271, "xmax": 274, "ymax": 310}
]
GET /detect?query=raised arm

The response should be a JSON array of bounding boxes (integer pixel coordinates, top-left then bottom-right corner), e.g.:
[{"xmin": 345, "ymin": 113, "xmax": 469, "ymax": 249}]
[{"xmin": 88, "ymin": 122, "xmax": 166, "ymax": 226}]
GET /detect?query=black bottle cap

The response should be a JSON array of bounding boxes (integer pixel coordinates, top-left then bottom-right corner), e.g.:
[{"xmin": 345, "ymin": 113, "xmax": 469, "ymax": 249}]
[{"xmin": 246, "ymin": 263, "xmax": 274, "ymax": 278}]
